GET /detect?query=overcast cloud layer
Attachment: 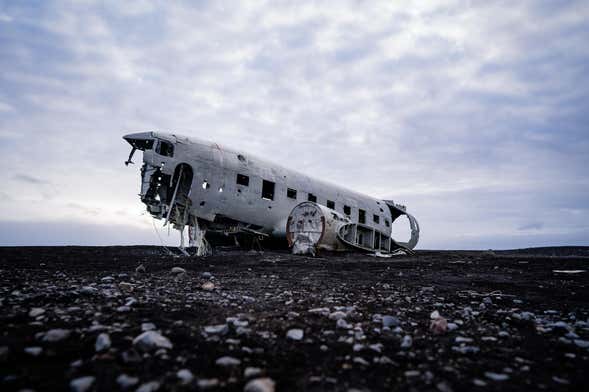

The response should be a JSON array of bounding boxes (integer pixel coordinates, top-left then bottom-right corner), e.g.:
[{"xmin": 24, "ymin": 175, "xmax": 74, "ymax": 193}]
[{"xmin": 1, "ymin": 1, "xmax": 588, "ymax": 249}]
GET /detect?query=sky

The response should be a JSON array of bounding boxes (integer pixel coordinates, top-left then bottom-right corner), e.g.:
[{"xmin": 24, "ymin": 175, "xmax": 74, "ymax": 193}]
[{"xmin": 0, "ymin": 0, "xmax": 588, "ymax": 249}]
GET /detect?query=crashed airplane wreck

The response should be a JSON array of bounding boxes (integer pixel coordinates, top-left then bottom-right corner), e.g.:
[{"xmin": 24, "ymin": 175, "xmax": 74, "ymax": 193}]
[{"xmin": 123, "ymin": 132, "xmax": 419, "ymax": 256}]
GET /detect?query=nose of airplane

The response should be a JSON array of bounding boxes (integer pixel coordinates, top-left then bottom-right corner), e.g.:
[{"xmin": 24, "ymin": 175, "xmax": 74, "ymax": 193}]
[{"xmin": 123, "ymin": 131, "xmax": 155, "ymax": 150}]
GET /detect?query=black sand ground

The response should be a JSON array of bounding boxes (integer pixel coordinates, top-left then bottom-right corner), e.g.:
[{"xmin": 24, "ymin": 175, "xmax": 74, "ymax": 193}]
[{"xmin": 0, "ymin": 246, "xmax": 588, "ymax": 391}]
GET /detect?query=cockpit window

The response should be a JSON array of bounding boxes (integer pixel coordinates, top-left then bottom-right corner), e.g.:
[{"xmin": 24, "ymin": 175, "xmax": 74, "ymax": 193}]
[{"xmin": 156, "ymin": 140, "xmax": 174, "ymax": 157}]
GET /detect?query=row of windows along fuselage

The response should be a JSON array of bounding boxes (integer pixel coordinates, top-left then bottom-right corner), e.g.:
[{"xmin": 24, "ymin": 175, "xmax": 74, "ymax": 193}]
[{"xmin": 232, "ymin": 173, "xmax": 390, "ymax": 228}]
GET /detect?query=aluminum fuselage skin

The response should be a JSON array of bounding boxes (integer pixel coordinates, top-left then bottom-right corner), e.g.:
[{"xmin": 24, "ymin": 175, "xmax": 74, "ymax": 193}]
[{"xmin": 127, "ymin": 131, "xmax": 398, "ymax": 238}]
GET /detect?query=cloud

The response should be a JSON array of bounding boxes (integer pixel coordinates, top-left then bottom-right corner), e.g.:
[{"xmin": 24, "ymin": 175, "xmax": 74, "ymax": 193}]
[
  {"xmin": 518, "ymin": 222, "xmax": 544, "ymax": 231},
  {"xmin": 0, "ymin": 1, "xmax": 588, "ymax": 248},
  {"xmin": 12, "ymin": 174, "xmax": 50, "ymax": 185}
]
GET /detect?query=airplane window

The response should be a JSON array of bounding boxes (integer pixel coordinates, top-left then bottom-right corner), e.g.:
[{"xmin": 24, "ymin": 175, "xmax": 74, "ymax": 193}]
[
  {"xmin": 287, "ymin": 188, "xmax": 297, "ymax": 199},
  {"xmin": 344, "ymin": 205, "xmax": 351, "ymax": 215},
  {"xmin": 326, "ymin": 200, "xmax": 335, "ymax": 209},
  {"xmin": 373, "ymin": 214, "xmax": 380, "ymax": 224},
  {"xmin": 156, "ymin": 140, "xmax": 174, "ymax": 157},
  {"xmin": 236, "ymin": 174, "xmax": 249, "ymax": 186},
  {"xmin": 308, "ymin": 193, "xmax": 317, "ymax": 202},
  {"xmin": 359, "ymin": 209, "xmax": 366, "ymax": 224},
  {"xmin": 262, "ymin": 180, "xmax": 275, "ymax": 200}
]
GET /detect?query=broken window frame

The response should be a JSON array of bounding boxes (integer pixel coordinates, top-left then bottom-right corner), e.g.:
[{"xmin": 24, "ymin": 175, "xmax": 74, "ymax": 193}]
[
  {"xmin": 373, "ymin": 214, "xmax": 380, "ymax": 224},
  {"xmin": 343, "ymin": 205, "xmax": 351, "ymax": 215},
  {"xmin": 326, "ymin": 200, "xmax": 335, "ymax": 209},
  {"xmin": 287, "ymin": 188, "xmax": 297, "ymax": 199},
  {"xmin": 358, "ymin": 209, "xmax": 366, "ymax": 224},
  {"xmin": 385, "ymin": 219, "xmax": 390, "ymax": 227},
  {"xmin": 308, "ymin": 193, "xmax": 317, "ymax": 202},
  {"xmin": 156, "ymin": 140, "xmax": 174, "ymax": 157},
  {"xmin": 236, "ymin": 173, "xmax": 249, "ymax": 186},
  {"xmin": 262, "ymin": 180, "xmax": 275, "ymax": 200}
]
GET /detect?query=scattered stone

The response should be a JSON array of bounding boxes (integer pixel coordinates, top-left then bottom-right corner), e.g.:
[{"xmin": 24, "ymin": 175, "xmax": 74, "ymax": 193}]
[
  {"xmin": 136, "ymin": 381, "xmax": 160, "ymax": 392},
  {"xmin": 116, "ymin": 374, "xmax": 139, "ymax": 389},
  {"xmin": 42, "ymin": 328, "xmax": 71, "ymax": 342},
  {"xmin": 244, "ymin": 367, "xmax": 263, "ymax": 378},
  {"xmin": 286, "ymin": 328, "xmax": 304, "ymax": 340},
  {"xmin": 382, "ymin": 315, "xmax": 400, "ymax": 328},
  {"xmin": 308, "ymin": 307, "xmax": 330, "ymax": 316},
  {"xmin": 574, "ymin": 339, "xmax": 589, "ymax": 348},
  {"xmin": 135, "ymin": 264, "xmax": 146, "ymax": 273},
  {"xmin": 197, "ymin": 379, "xmax": 220, "ymax": 389},
  {"xmin": 177, "ymin": 369, "xmax": 194, "ymax": 385},
  {"xmin": 119, "ymin": 282, "xmax": 134, "ymax": 292},
  {"xmin": 244, "ymin": 377, "xmax": 275, "ymax": 392},
  {"xmin": 204, "ymin": 324, "xmax": 229, "ymax": 335},
  {"xmin": 353, "ymin": 357, "xmax": 370, "ymax": 366},
  {"xmin": 430, "ymin": 316, "xmax": 448, "ymax": 335},
  {"xmin": 29, "ymin": 308, "xmax": 45, "ymax": 317},
  {"xmin": 484, "ymin": 372, "xmax": 509, "ymax": 381},
  {"xmin": 400, "ymin": 335, "xmax": 413, "ymax": 349},
  {"xmin": 216, "ymin": 356, "xmax": 241, "ymax": 367},
  {"xmin": 430, "ymin": 310, "xmax": 440, "ymax": 319},
  {"xmin": 95, "ymin": 333, "xmax": 111, "ymax": 352},
  {"xmin": 24, "ymin": 347, "xmax": 42, "ymax": 356},
  {"xmin": 70, "ymin": 376, "xmax": 95, "ymax": 392},
  {"xmin": 202, "ymin": 281, "xmax": 215, "ymax": 291},
  {"xmin": 133, "ymin": 331, "xmax": 173, "ymax": 352},
  {"xmin": 171, "ymin": 267, "xmax": 186, "ymax": 275},
  {"xmin": 141, "ymin": 322, "xmax": 156, "ymax": 331},
  {"xmin": 329, "ymin": 311, "xmax": 347, "ymax": 320},
  {"xmin": 405, "ymin": 370, "xmax": 421, "ymax": 377}
]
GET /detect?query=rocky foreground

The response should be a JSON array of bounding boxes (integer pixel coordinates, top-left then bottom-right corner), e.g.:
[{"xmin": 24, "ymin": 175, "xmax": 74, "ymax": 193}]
[{"xmin": 0, "ymin": 246, "xmax": 588, "ymax": 391}]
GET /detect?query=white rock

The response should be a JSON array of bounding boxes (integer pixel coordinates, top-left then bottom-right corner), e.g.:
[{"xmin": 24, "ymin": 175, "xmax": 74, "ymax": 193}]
[
  {"xmin": 308, "ymin": 307, "xmax": 330, "ymax": 316},
  {"xmin": 29, "ymin": 308, "xmax": 45, "ymax": 317},
  {"xmin": 353, "ymin": 357, "xmax": 370, "ymax": 366},
  {"xmin": 136, "ymin": 381, "xmax": 160, "ymax": 392},
  {"xmin": 177, "ymin": 369, "xmax": 194, "ymax": 385},
  {"xmin": 116, "ymin": 374, "xmax": 139, "ymax": 389},
  {"xmin": 171, "ymin": 267, "xmax": 186, "ymax": 275},
  {"xmin": 24, "ymin": 346, "xmax": 42, "ymax": 356},
  {"xmin": 382, "ymin": 315, "xmax": 400, "ymax": 327},
  {"xmin": 336, "ymin": 319, "xmax": 351, "ymax": 329},
  {"xmin": 244, "ymin": 377, "xmax": 276, "ymax": 392},
  {"xmin": 80, "ymin": 286, "xmax": 98, "ymax": 295},
  {"xmin": 400, "ymin": 335, "xmax": 412, "ymax": 349},
  {"xmin": 42, "ymin": 329, "xmax": 71, "ymax": 342},
  {"xmin": 95, "ymin": 333, "xmax": 111, "ymax": 352},
  {"xmin": 286, "ymin": 329, "xmax": 304, "ymax": 340},
  {"xmin": 216, "ymin": 356, "xmax": 241, "ymax": 366},
  {"xmin": 244, "ymin": 367, "xmax": 262, "ymax": 378},
  {"xmin": 133, "ymin": 331, "xmax": 172, "ymax": 352},
  {"xmin": 484, "ymin": 372, "xmax": 509, "ymax": 381},
  {"xmin": 430, "ymin": 310, "xmax": 440, "ymax": 319},
  {"xmin": 328, "ymin": 311, "xmax": 346, "ymax": 320},
  {"xmin": 141, "ymin": 322, "xmax": 156, "ymax": 331},
  {"xmin": 574, "ymin": 339, "xmax": 589, "ymax": 348},
  {"xmin": 204, "ymin": 324, "xmax": 229, "ymax": 335},
  {"xmin": 70, "ymin": 376, "xmax": 95, "ymax": 392},
  {"xmin": 455, "ymin": 336, "xmax": 474, "ymax": 343}
]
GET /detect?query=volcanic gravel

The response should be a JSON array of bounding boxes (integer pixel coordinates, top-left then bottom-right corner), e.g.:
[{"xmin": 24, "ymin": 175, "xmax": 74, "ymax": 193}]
[{"xmin": 0, "ymin": 246, "xmax": 588, "ymax": 391}]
